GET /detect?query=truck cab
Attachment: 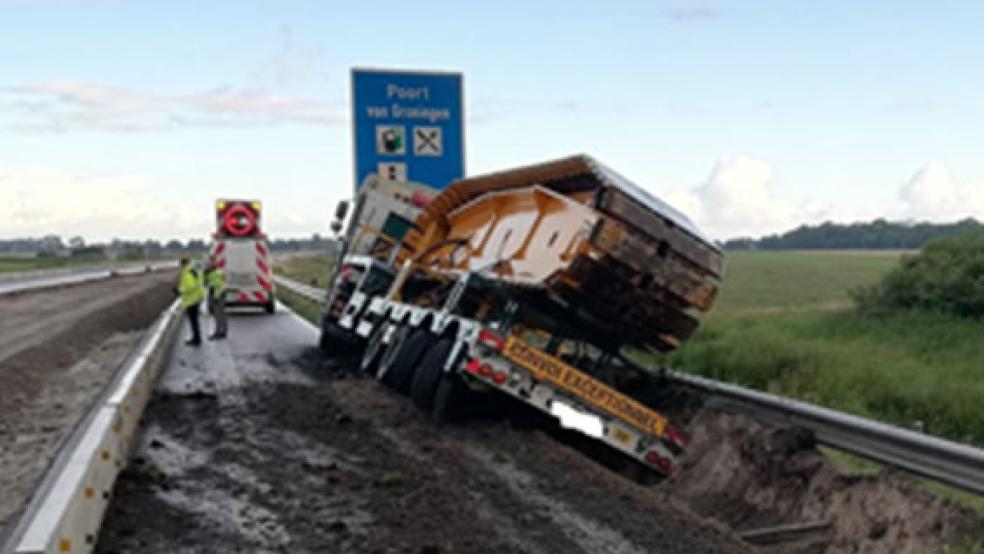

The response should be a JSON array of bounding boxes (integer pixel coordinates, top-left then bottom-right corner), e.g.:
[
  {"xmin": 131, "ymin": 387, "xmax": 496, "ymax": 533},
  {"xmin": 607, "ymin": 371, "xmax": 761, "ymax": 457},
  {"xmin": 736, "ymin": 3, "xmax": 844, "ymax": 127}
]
[{"xmin": 319, "ymin": 175, "xmax": 439, "ymax": 351}]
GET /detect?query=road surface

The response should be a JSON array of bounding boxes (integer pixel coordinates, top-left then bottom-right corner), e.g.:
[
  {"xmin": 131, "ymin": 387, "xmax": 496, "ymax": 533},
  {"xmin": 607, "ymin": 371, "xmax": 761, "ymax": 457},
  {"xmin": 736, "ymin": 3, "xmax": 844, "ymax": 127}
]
[{"xmin": 96, "ymin": 304, "xmax": 749, "ymax": 554}]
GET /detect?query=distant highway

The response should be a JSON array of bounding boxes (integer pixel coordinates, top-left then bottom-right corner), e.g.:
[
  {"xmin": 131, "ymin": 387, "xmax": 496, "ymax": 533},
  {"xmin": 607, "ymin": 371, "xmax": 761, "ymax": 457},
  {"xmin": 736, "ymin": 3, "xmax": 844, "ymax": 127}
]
[{"xmin": 0, "ymin": 261, "xmax": 177, "ymax": 296}]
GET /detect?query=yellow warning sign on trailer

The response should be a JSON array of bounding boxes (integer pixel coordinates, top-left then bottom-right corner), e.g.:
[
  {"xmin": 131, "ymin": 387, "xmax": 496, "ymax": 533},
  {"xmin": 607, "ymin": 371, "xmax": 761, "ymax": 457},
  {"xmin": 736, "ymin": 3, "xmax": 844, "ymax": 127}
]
[{"xmin": 503, "ymin": 337, "xmax": 667, "ymax": 438}]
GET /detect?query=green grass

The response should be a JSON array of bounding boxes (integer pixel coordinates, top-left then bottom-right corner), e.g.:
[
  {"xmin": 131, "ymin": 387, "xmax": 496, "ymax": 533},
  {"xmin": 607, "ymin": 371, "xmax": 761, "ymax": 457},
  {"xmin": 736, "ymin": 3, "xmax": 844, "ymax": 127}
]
[
  {"xmin": 669, "ymin": 310, "xmax": 984, "ymax": 444},
  {"xmin": 668, "ymin": 249, "xmax": 984, "ymax": 445},
  {"xmin": 707, "ymin": 250, "xmax": 904, "ymax": 320},
  {"xmin": 273, "ymin": 254, "xmax": 335, "ymax": 288},
  {"xmin": 662, "ymin": 249, "xmax": 984, "ymax": 523},
  {"xmin": 276, "ymin": 286, "xmax": 322, "ymax": 326}
]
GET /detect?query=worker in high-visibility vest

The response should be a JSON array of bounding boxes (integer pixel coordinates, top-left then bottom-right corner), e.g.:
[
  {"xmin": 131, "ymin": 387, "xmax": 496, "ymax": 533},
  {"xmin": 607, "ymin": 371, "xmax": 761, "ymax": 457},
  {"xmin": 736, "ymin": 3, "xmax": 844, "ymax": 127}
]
[
  {"xmin": 176, "ymin": 257, "xmax": 205, "ymax": 346},
  {"xmin": 205, "ymin": 259, "xmax": 228, "ymax": 340}
]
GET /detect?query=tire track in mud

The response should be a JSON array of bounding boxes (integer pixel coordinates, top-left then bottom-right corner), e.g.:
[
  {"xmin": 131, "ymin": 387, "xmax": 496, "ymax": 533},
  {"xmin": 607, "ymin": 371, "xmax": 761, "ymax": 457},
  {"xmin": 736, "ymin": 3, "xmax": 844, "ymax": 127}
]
[{"xmin": 97, "ymin": 344, "xmax": 750, "ymax": 554}]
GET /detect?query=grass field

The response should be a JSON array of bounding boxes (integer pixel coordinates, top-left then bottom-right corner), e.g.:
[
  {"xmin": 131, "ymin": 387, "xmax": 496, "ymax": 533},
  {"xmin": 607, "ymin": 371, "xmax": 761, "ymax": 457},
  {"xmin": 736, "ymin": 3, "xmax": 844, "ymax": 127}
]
[
  {"xmin": 666, "ymin": 250, "xmax": 984, "ymax": 447},
  {"xmin": 704, "ymin": 250, "xmax": 903, "ymax": 319},
  {"xmin": 273, "ymin": 254, "xmax": 334, "ymax": 328},
  {"xmin": 273, "ymin": 254, "xmax": 335, "ymax": 288},
  {"xmin": 276, "ymin": 285, "xmax": 323, "ymax": 326}
]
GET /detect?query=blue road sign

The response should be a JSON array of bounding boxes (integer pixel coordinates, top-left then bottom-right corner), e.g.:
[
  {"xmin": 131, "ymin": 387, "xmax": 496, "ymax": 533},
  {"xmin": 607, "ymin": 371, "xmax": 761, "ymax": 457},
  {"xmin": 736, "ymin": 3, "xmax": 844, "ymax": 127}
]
[{"xmin": 351, "ymin": 68, "xmax": 464, "ymax": 191}]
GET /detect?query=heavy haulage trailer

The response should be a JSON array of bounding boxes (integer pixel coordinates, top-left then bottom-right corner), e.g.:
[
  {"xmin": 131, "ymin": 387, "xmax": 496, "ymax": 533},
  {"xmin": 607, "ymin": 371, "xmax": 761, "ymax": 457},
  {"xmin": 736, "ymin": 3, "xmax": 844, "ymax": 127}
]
[{"xmin": 320, "ymin": 155, "xmax": 723, "ymax": 476}]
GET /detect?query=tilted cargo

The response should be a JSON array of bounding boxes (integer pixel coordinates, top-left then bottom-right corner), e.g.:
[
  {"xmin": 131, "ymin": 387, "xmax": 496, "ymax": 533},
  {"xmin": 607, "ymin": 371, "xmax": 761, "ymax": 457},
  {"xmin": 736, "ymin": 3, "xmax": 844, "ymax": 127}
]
[{"xmin": 400, "ymin": 155, "xmax": 724, "ymax": 353}]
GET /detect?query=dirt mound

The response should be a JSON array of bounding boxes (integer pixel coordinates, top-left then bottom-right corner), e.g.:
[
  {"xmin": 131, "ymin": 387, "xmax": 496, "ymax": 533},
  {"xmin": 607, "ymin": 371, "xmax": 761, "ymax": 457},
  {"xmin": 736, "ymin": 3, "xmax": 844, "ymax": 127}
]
[
  {"xmin": 664, "ymin": 409, "xmax": 983, "ymax": 553},
  {"xmin": 0, "ymin": 274, "xmax": 174, "ymax": 535}
]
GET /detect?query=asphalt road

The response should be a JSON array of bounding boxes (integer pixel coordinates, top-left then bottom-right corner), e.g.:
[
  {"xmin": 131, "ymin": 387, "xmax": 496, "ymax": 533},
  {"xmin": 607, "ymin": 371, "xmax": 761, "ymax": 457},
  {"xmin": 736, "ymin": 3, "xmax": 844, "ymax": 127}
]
[{"xmin": 96, "ymin": 304, "xmax": 750, "ymax": 554}]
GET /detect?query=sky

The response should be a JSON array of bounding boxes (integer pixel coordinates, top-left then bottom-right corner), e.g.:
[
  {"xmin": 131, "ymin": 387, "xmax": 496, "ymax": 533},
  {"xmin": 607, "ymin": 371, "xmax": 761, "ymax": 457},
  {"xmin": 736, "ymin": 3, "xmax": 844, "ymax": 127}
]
[{"xmin": 3, "ymin": 0, "xmax": 984, "ymax": 242}]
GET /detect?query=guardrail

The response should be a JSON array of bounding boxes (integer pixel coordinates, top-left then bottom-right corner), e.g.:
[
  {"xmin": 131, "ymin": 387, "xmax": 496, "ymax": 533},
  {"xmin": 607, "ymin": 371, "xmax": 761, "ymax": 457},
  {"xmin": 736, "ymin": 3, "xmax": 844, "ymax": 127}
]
[
  {"xmin": 272, "ymin": 274, "xmax": 327, "ymax": 303},
  {"xmin": 1, "ymin": 300, "xmax": 182, "ymax": 554},
  {"xmin": 0, "ymin": 261, "xmax": 178, "ymax": 296},
  {"xmin": 663, "ymin": 370, "xmax": 984, "ymax": 495}
]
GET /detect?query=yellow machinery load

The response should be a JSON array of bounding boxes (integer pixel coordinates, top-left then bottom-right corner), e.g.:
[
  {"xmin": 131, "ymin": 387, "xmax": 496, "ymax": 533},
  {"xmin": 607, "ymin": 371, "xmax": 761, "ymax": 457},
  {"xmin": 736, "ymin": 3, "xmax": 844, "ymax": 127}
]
[{"xmin": 399, "ymin": 155, "xmax": 723, "ymax": 353}]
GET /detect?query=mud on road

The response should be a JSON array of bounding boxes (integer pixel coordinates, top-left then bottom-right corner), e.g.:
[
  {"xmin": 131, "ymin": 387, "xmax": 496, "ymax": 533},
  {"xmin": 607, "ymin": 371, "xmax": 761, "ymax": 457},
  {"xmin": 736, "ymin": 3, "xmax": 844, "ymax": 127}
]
[
  {"xmin": 97, "ymin": 347, "xmax": 750, "ymax": 554},
  {"xmin": 95, "ymin": 307, "xmax": 984, "ymax": 554},
  {"xmin": 0, "ymin": 272, "xmax": 175, "ymax": 535}
]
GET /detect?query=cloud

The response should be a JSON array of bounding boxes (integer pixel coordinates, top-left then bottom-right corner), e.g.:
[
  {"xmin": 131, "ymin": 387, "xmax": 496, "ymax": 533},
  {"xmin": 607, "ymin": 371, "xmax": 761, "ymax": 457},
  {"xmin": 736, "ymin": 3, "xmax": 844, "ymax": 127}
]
[
  {"xmin": 252, "ymin": 24, "xmax": 327, "ymax": 86},
  {"xmin": 4, "ymin": 81, "xmax": 345, "ymax": 133},
  {"xmin": 661, "ymin": 7, "xmax": 721, "ymax": 21},
  {"xmin": 667, "ymin": 157, "xmax": 825, "ymax": 240},
  {"xmin": 898, "ymin": 161, "xmax": 984, "ymax": 221},
  {"xmin": 0, "ymin": 168, "xmax": 198, "ymax": 240},
  {"xmin": 468, "ymin": 96, "xmax": 587, "ymax": 126},
  {"xmin": 0, "ymin": 168, "xmax": 333, "ymax": 241}
]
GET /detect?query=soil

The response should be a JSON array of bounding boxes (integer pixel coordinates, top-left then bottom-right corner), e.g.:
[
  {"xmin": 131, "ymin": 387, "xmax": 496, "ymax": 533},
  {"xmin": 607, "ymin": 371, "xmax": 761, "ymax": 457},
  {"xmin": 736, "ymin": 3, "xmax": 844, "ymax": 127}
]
[
  {"xmin": 96, "ymin": 350, "xmax": 751, "ymax": 554},
  {"xmin": 658, "ymin": 392, "xmax": 984, "ymax": 554},
  {"xmin": 0, "ymin": 273, "xmax": 175, "ymax": 535}
]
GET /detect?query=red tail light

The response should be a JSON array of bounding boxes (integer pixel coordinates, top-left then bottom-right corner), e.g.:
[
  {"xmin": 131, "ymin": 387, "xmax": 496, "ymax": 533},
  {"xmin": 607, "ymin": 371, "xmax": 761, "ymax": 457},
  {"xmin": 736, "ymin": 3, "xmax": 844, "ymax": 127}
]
[
  {"xmin": 479, "ymin": 363, "xmax": 494, "ymax": 377},
  {"xmin": 645, "ymin": 451, "xmax": 677, "ymax": 475},
  {"xmin": 466, "ymin": 359, "xmax": 480, "ymax": 374},
  {"xmin": 664, "ymin": 426, "xmax": 689, "ymax": 448},
  {"xmin": 492, "ymin": 370, "xmax": 507, "ymax": 385},
  {"xmin": 478, "ymin": 329, "xmax": 506, "ymax": 352}
]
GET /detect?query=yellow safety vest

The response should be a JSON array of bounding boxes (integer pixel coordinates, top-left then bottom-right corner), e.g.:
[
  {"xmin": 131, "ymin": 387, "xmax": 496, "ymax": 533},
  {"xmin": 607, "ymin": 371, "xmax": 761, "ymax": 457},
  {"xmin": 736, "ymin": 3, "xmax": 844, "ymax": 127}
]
[
  {"xmin": 206, "ymin": 268, "xmax": 227, "ymax": 299},
  {"xmin": 178, "ymin": 265, "xmax": 205, "ymax": 308}
]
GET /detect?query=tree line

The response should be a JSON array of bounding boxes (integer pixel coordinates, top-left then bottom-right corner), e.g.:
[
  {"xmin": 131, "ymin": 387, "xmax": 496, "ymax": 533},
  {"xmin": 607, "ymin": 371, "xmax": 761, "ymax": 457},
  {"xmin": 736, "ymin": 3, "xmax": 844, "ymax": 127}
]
[
  {"xmin": 723, "ymin": 218, "xmax": 984, "ymax": 250},
  {"xmin": 0, "ymin": 234, "xmax": 338, "ymax": 258}
]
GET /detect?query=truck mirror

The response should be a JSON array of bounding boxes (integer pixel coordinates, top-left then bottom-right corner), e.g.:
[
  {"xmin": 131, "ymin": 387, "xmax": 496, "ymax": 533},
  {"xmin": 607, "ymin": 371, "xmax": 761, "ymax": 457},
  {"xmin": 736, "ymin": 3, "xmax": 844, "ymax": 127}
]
[
  {"xmin": 330, "ymin": 220, "xmax": 343, "ymax": 235},
  {"xmin": 334, "ymin": 200, "xmax": 350, "ymax": 221}
]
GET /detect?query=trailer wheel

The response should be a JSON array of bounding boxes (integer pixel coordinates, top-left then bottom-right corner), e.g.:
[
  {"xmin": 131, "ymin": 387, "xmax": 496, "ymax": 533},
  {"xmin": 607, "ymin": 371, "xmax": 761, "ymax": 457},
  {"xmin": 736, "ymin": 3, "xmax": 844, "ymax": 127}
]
[
  {"xmin": 379, "ymin": 326, "xmax": 432, "ymax": 393},
  {"xmin": 265, "ymin": 298, "xmax": 276, "ymax": 314},
  {"xmin": 359, "ymin": 322, "xmax": 389, "ymax": 376},
  {"xmin": 410, "ymin": 337, "xmax": 453, "ymax": 411},
  {"xmin": 432, "ymin": 375, "xmax": 469, "ymax": 423}
]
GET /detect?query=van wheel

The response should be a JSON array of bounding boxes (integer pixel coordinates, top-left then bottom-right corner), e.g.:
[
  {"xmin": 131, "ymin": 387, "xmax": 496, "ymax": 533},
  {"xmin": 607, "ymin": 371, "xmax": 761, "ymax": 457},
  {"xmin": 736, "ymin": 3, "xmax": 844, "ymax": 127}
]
[
  {"xmin": 378, "ymin": 326, "xmax": 432, "ymax": 394},
  {"xmin": 410, "ymin": 338, "xmax": 453, "ymax": 412},
  {"xmin": 360, "ymin": 322, "xmax": 389, "ymax": 377}
]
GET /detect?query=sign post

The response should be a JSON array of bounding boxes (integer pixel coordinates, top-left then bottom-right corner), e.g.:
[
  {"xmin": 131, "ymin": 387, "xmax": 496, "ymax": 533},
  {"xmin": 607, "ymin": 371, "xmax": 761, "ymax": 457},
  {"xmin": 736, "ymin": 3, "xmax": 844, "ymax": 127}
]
[{"xmin": 351, "ymin": 68, "xmax": 465, "ymax": 192}]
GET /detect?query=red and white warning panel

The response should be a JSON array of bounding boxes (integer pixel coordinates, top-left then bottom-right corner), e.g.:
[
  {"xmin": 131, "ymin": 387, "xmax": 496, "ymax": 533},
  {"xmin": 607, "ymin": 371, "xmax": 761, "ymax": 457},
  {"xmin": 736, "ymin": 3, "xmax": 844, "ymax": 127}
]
[{"xmin": 211, "ymin": 199, "xmax": 276, "ymax": 313}]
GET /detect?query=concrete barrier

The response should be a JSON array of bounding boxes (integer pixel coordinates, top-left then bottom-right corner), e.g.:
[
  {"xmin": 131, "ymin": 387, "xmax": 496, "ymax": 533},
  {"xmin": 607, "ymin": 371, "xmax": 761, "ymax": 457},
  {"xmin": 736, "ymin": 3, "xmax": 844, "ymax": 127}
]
[{"xmin": 3, "ymin": 300, "xmax": 182, "ymax": 554}]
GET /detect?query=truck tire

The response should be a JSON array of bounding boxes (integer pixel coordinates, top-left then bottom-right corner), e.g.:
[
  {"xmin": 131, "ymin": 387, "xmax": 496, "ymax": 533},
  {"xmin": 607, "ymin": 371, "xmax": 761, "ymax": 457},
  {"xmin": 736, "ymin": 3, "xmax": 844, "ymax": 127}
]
[
  {"xmin": 378, "ymin": 326, "xmax": 432, "ymax": 394},
  {"xmin": 265, "ymin": 298, "xmax": 276, "ymax": 314},
  {"xmin": 410, "ymin": 337, "xmax": 453, "ymax": 412},
  {"xmin": 432, "ymin": 375, "xmax": 468, "ymax": 423},
  {"xmin": 318, "ymin": 327, "xmax": 331, "ymax": 353},
  {"xmin": 359, "ymin": 322, "xmax": 389, "ymax": 376},
  {"xmin": 319, "ymin": 318, "xmax": 352, "ymax": 356}
]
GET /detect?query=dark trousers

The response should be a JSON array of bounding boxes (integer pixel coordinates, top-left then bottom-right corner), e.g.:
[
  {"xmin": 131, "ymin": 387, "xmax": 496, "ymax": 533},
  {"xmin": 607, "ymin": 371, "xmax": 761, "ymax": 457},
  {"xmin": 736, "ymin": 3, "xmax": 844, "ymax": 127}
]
[
  {"xmin": 185, "ymin": 304, "xmax": 201, "ymax": 344},
  {"xmin": 211, "ymin": 296, "xmax": 228, "ymax": 336}
]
